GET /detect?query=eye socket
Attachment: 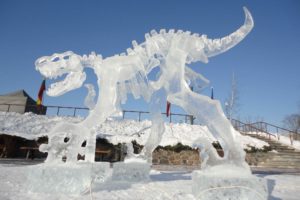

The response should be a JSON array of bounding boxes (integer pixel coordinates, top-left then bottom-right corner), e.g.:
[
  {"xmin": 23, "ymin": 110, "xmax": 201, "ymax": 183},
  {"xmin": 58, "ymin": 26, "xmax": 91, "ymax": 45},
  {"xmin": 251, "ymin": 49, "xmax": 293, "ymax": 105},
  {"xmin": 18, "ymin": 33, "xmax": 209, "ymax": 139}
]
[
  {"xmin": 63, "ymin": 55, "xmax": 70, "ymax": 60},
  {"xmin": 81, "ymin": 140, "xmax": 87, "ymax": 147},
  {"xmin": 64, "ymin": 137, "xmax": 70, "ymax": 143},
  {"xmin": 52, "ymin": 57, "xmax": 60, "ymax": 62}
]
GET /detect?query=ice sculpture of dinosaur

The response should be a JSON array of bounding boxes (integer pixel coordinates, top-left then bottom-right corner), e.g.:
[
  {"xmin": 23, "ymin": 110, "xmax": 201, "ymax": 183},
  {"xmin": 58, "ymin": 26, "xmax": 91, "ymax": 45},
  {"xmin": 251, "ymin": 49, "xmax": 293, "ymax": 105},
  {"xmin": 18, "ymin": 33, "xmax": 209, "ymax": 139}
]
[
  {"xmin": 36, "ymin": 7, "xmax": 253, "ymax": 168},
  {"xmin": 139, "ymin": 7, "xmax": 254, "ymax": 168},
  {"xmin": 36, "ymin": 51, "xmax": 154, "ymax": 163}
]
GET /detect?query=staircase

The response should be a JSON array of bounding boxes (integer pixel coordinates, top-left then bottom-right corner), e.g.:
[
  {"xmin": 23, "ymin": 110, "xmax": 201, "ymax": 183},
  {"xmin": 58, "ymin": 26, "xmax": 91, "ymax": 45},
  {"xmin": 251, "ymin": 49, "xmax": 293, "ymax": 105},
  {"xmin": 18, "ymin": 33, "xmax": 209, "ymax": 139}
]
[
  {"xmin": 231, "ymin": 119, "xmax": 300, "ymax": 169},
  {"xmin": 245, "ymin": 134, "xmax": 300, "ymax": 169}
]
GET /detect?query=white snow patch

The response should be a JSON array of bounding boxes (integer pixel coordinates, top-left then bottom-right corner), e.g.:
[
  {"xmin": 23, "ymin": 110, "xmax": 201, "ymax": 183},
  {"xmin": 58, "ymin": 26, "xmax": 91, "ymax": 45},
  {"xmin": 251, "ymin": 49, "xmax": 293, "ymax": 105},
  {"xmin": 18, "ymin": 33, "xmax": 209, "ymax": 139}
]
[
  {"xmin": 0, "ymin": 164, "xmax": 299, "ymax": 200},
  {"xmin": 0, "ymin": 111, "xmax": 267, "ymax": 150},
  {"xmin": 247, "ymin": 132, "xmax": 300, "ymax": 150}
]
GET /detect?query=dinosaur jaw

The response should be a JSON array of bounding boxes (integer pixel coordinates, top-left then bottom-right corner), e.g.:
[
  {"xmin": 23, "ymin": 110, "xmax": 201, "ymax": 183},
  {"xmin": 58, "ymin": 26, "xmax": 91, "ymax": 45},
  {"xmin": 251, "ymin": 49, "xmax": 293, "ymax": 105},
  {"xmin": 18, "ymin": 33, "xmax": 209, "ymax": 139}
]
[
  {"xmin": 46, "ymin": 71, "xmax": 86, "ymax": 97},
  {"xmin": 35, "ymin": 51, "xmax": 86, "ymax": 97}
]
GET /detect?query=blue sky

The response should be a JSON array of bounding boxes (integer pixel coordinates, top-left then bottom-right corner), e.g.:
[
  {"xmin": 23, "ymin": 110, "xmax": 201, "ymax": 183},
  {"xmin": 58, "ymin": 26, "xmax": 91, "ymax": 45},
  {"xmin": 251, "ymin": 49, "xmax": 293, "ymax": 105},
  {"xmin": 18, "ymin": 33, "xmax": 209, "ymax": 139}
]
[{"xmin": 0, "ymin": 0, "xmax": 299, "ymax": 126}]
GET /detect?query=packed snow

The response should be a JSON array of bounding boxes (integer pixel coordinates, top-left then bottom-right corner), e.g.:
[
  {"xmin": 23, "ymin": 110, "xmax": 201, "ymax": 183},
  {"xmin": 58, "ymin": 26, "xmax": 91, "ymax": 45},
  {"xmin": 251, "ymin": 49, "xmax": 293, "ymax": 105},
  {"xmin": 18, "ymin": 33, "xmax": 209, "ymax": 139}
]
[
  {"xmin": 0, "ymin": 111, "xmax": 268, "ymax": 150},
  {"xmin": 0, "ymin": 163, "xmax": 299, "ymax": 200},
  {"xmin": 247, "ymin": 132, "xmax": 300, "ymax": 151}
]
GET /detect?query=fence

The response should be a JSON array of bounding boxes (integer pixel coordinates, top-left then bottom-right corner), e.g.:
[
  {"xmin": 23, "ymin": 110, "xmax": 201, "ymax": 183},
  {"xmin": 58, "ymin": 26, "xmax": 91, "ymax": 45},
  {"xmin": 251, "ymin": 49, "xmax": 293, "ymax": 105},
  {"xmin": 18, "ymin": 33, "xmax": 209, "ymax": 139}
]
[
  {"xmin": 1, "ymin": 103, "xmax": 298, "ymax": 143},
  {"xmin": 121, "ymin": 110, "xmax": 194, "ymax": 124},
  {"xmin": 0, "ymin": 103, "xmax": 195, "ymax": 124},
  {"xmin": 232, "ymin": 119, "xmax": 299, "ymax": 145}
]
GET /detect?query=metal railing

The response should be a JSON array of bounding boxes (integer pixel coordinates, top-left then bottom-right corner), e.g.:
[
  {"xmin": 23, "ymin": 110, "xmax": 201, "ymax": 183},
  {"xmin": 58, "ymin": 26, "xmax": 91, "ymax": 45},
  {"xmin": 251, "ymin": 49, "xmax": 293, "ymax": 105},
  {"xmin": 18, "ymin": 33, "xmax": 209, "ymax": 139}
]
[
  {"xmin": 0, "ymin": 103, "xmax": 195, "ymax": 124},
  {"xmin": 0, "ymin": 103, "xmax": 88, "ymax": 116},
  {"xmin": 231, "ymin": 119, "xmax": 276, "ymax": 139},
  {"xmin": 2, "ymin": 103, "xmax": 298, "ymax": 143},
  {"xmin": 231, "ymin": 119, "xmax": 299, "ymax": 145},
  {"xmin": 122, "ymin": 110, "xmax": 194, "ymax": 123}
]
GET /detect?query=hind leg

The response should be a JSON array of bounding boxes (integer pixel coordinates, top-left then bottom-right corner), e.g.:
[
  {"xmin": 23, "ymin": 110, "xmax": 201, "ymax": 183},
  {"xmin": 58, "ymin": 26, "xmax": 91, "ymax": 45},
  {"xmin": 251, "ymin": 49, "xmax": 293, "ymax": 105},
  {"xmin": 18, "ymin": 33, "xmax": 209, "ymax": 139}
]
[{"xmin": 169, "ymin": 88, "xmax": 247, "ymax": 169}]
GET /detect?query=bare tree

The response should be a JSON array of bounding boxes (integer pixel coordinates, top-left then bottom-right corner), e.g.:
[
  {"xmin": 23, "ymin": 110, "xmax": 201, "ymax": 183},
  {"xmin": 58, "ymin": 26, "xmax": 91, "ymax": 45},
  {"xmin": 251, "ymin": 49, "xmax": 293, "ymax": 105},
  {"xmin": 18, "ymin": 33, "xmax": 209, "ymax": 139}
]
[
  {"xmin": 283, "ymin": 114, "xmax": 300, "ymax": 133},
  {"xmin": 225, "ymin": 73, "xmax": 239, "ymax": 121}
]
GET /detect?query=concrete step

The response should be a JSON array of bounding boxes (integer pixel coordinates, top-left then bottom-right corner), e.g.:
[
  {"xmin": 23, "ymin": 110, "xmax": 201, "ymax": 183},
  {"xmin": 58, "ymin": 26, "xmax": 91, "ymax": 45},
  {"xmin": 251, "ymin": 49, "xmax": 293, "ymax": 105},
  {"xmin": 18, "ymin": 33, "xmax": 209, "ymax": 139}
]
[
  {"xmin": 258, "ymin": 159, "xmax": 300, "ymax": 163},
  {"xmin": 246, "ymin": 135, "xmax": 297, "ymax": 150},
  {"xmin": 268, "ymin": 153, "xmax": 300, "ymax": 156},
  {"xmin": 254, "ymin": 165, "xmax": 300, "ymax": 169},
  {"xmin": 255, "ymin": 161, "xmax": 300, "ymax": 167},
  {"xmin": 267, "ymin": 158, "xmax": 300, "ymax": 162},
  {"xmin": 262, "ymin": 162, "xmax": 300, "ymax": 166},
  {"xmin": 266, "ymin": 153, "xmax": 300, "ymax": 157},
  {"xmin": 244, "ymin": 132, "xmax": 300, "ymax": 169},
  {"xmin": 257, "ymin": 159, "xmax": 300, "ymax": 164},
  {"xmin": 258, "ymin": 156, "xmax": 300, "ymax": 161},
  {"xmin": 260, "ymin": 159, "xmax": 300, "ymax": 163}
]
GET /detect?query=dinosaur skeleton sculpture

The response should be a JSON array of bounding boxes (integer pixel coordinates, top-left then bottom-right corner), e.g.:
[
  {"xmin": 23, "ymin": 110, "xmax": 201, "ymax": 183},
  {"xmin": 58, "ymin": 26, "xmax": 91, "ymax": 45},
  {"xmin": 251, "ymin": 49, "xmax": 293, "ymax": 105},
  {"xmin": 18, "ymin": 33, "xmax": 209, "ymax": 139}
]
[{"xmin": 36, "ymin": 7, "xmax": 253, "ymax": 169}]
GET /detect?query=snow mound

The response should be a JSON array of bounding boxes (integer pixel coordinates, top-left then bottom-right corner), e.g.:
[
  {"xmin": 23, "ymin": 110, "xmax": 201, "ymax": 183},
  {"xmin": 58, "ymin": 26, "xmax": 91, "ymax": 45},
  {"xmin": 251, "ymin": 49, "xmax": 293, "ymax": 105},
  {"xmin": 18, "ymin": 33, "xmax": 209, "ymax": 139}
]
[{"xmin": 0, "ymin": 111, "xmax": 268, "ymax": 149}]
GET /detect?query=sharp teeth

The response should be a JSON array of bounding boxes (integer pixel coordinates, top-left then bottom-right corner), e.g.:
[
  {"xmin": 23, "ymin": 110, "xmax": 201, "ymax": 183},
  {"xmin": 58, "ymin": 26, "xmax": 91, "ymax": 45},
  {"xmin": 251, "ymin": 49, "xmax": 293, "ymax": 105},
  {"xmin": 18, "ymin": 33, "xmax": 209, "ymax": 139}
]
[
  {"xmin": 160, "ymin": 29, "xmax": 166, "ymax": 34},
  {"xmin": 126, "ymin": 48, "xmax": 133, "ymax": 54},
  {"xmin": 168, "ymin": 29, "xmax": 175, "ymax": 34},
  {"xmin": 145, "ymin": 33, "xmax": 151, "ymax": 39},
  {"xmin": 150, "ymin": 30, "xmax": 158, "ymax": 36},
  {"xmin": 132, "ymin": 40, "xmax": 138, "ymax": 48}
]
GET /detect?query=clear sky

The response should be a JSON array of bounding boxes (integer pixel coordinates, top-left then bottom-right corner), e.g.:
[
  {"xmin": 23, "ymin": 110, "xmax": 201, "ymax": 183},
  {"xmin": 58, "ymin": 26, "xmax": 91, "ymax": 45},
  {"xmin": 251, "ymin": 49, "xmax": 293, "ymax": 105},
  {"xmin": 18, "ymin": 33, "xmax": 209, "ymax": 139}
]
[{"xmin": 0, "ymin": 0, "xmax": 299, "ymax": 126}]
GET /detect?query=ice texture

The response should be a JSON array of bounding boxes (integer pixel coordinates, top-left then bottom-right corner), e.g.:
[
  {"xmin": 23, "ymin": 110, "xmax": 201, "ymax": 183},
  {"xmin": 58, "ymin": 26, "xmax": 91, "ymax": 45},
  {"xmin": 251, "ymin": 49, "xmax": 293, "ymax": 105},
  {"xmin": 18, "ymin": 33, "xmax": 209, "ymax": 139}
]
[
  {"xmin": 35, "ymin": 7, "xmax": 253, "ymax": 165},
  {"xmin": 112, "ymin": 162, "xmax": 151, "ymax": 182},
  {"xmin": 34, "ymin": 7, "xmax": 262, "ymax": 198},
  {"xmin": 84, "ymin": 83, "xmax": 96, "ymax": 109},
  {"xmin": 27, "ymin": 162, "xmax": 111, "ymax": 194},
  {"xmin": 192, "ymin": 164, "xmax": 268, "ymax": 200}
]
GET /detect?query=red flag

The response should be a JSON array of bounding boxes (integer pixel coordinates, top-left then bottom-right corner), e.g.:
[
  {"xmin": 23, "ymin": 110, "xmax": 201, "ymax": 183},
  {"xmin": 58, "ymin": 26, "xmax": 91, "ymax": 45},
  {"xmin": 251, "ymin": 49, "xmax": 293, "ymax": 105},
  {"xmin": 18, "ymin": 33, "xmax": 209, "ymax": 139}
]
[
  {"xmin": 37, "ymin": 79, "xmax": 46, "ymax": 107},
  {"xmin": 166, "ymin": 101, "xmax": 171, "ymax": 117}
]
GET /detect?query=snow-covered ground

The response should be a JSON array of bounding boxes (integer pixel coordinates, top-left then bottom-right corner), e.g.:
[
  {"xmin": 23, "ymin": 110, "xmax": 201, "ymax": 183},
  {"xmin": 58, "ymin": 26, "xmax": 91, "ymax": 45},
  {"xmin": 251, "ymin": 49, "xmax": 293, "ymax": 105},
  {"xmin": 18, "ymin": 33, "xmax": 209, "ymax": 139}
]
[
  {"xmin": 0, "ymin": 162, "xmax": 299, "ymax": 200},
  {"xmin": 247, "ymin": 132, "xmax": 300, "ymax": 150},
  {"xmin": 0, "ymin": 111, "xmax": 268, "ymax": 150},
  {"xmin": 1, "ymin": 112, "xmax": 300, "ymax": 199}
]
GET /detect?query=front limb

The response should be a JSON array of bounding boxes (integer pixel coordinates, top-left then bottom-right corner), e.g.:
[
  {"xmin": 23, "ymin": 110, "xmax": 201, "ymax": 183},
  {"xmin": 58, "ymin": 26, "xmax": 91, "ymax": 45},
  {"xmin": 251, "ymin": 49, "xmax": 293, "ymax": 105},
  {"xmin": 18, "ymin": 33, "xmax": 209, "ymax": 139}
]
[{"xmin": 140, "ymin": 89, "xmax": 166, "ymax": 163}]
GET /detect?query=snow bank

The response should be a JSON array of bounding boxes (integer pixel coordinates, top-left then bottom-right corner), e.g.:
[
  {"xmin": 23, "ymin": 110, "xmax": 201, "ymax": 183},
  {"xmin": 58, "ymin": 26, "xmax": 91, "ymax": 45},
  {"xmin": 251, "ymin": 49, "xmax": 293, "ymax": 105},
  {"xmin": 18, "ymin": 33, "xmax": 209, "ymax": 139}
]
[
  {"xmin": 0, "ymin": 164, "xmax": 300, "ymax": 200},
  {"xmin": 0, "ymin": 112, "xmax": 81, "ymax": 139},
  {"xmin": 276, "ymin": 134, "xmax": 300, "ymax": 150},
  {"xmin": 247, "ymin": 132, "xmax": 300, "ymax": 150},
  {"xmin": 96, "ymin": 118, "xmax": 215, "ymax": 147},
  {"xmin": 0, "ymin": 112, "xmax": 268, "ymax": 149}
]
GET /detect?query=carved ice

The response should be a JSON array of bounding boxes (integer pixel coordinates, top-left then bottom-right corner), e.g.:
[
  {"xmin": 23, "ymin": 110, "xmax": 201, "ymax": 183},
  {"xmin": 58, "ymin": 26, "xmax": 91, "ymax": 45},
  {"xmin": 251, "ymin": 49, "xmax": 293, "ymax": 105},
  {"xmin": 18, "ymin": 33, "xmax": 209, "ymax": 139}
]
[
  {"xmin": 84, "ymin": 84, "xmax": 96, "ymax": 110},
  {"xmin": 33, "ymin": 7, "xmax": 267, "ymax": 199}
]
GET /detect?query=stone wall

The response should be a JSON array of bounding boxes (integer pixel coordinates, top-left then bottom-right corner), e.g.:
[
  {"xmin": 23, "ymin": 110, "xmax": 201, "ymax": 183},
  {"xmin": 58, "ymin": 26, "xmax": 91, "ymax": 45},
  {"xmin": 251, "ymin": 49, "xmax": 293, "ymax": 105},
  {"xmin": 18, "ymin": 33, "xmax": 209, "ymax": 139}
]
[
  {"xmin": 245, "ymin": 152, "xmax": 269, "ymax": 166},
  {"xmin": 151, "ymin": 148, "xmax": 264, "ymax": 167},
  {"xmin": 152, "ymin": 149, "xmax": 200, "ymax": 166}
]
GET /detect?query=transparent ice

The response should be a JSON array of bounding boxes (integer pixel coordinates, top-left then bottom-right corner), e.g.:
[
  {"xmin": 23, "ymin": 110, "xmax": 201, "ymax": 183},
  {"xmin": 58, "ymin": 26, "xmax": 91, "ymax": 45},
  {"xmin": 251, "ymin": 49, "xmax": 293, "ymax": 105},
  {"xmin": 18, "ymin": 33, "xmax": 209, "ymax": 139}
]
[
  {"xmin": 84, "ymin": 83, "xmax": 96, "ymax": 110},
  {"xmin": 34, "ymin": 7, "xmax": 267, "ymax": 199}
]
